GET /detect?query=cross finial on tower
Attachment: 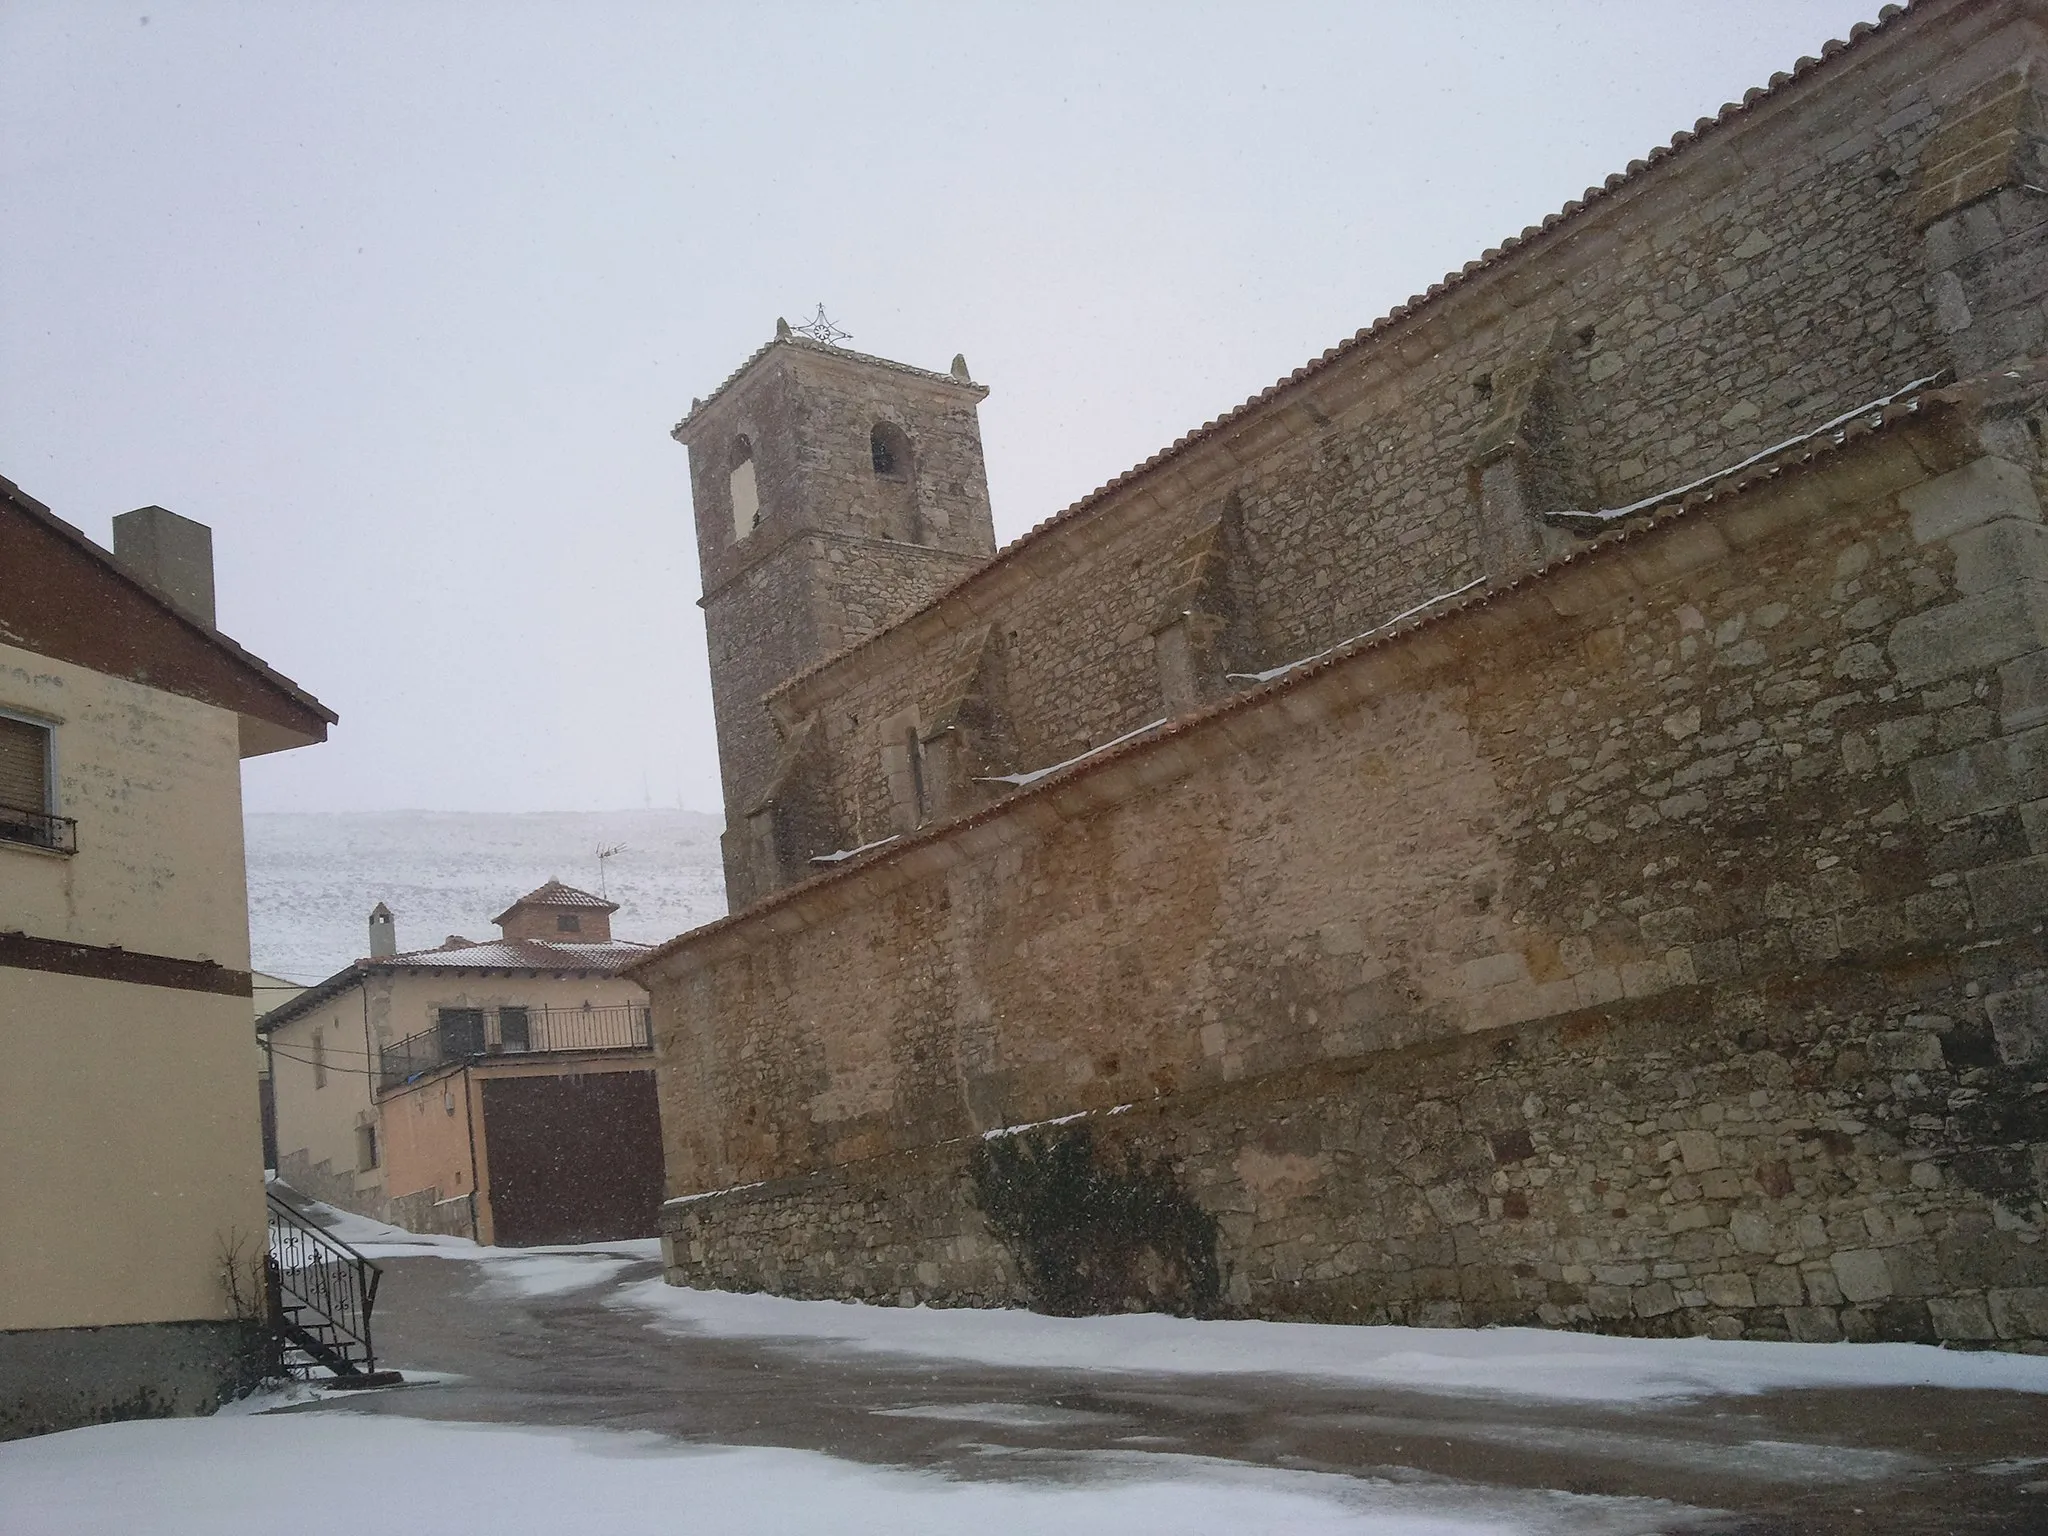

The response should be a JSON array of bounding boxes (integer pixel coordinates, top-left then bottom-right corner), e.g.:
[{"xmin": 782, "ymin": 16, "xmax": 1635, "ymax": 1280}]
[{"xmin": 794, "ymin": 305, "xmax": 851, "ymax": 346}]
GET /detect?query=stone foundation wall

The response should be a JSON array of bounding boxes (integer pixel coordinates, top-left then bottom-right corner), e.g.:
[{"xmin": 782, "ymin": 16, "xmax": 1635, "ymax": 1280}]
[
  {"xmin": 0, "ymin": 1320, "xmax": 268, "ymax": 1441},
  {"xmin": 274, "ymin": 1149, "xmax": 374, "ymax": 1220},
  {"xmin": 664, "ymin": 950, "xmax": 2048, "ymax": 1348},
  {"xmin": 385, "ymin": 1186, "xmax": 473, "ymax": 1240}
]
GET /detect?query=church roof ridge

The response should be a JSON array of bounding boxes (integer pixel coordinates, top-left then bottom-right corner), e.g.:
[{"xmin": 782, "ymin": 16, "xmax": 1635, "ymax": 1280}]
[{"xmin": 754, "ymin": 0, "xmax": 1932, "ymax": 708}]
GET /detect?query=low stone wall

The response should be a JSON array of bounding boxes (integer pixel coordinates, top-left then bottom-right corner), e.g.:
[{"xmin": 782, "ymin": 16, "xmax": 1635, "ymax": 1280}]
[
  {"xmin": 664, "ymin": 1140, "xmax": 1020, "ymax": 1308},
  {"xmin": 274, "ymin": 1150, "xmax": 370, "ymax": 1220},
  {"xmin": 0, "ymin": 1321, "xmax": 268, "ymax": 1441},
  {"xmin": 664, "ymin": 935, "xmax": 2048, "ymax": 1349},
  {"xmin": 385, "ymin": 1187, "xmax": 473, "ymax": 1240}
]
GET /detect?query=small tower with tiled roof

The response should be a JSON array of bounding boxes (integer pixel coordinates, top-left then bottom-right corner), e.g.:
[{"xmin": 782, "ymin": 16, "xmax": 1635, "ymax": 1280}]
[{"xmin": 491, "ymin": 879, "xmax": 618, "ymax": 943}]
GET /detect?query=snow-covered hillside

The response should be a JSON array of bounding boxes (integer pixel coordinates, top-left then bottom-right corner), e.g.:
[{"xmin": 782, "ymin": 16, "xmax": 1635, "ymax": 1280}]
[{"xmin": 245, "ymin": 810, "xmax": 728, "ymax": 985}]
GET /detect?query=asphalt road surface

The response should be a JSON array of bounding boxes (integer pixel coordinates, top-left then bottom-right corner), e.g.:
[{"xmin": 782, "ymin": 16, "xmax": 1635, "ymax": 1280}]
[{"xmin": 296, "ymin": 1251, "xmax": 2047, "ymax": 1534}]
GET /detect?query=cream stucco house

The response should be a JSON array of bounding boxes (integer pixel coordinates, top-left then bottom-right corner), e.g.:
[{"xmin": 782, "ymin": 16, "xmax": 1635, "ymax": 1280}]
[
  {"xmin": 0, "ymin": 480, "xmax": 334, "ymax": 1438},
  {"xmin": 263, "ymin": 882, "xmax": 661, "ymax": 1246}
]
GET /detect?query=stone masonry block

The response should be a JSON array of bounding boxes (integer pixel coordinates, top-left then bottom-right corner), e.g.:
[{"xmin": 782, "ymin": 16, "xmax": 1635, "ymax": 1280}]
[
  {"xmin": 1884, "ymin": 1243, "xmax": 1941, "ymax": 1299},
  {"xmin": 1754, "ymin": 1265, "xmax": 1804, "ymax": 1308},
  {"xmin": 1952, "ymin": 518, "xmax": 2048, "ymax": 595},
  {"xmin": 1928, "ymin": 1294, "xmax": 2000, "ymax": 1341},
  {"xmin": 2001, "ymin": 652, "xmax": 2048, "ymax": 733},
  {"xmin": 1785, "ymin": 1306, "xmax": 1843, "ymax": 1343},
  {"xmin": 1887, "ymin": 582, "xmax": 2048, "ymax": 690},
  {"xmin": 1988, "ymin": 1287, "xmax": 2048, "ymax": 1340},
  {"xmin": 1701, "ymin": 1272, "xmax": 1756, "ymax": 1309},
  {"xmin": 1634, "ymin": 1281, "xmax": 1680, "ymax": 1318},
  {"xmin": 1831, "ymin": 1248, "xmax": 1894, "ymax": 1304},
  {"xmin": 1729, "ymin": 1209, "xmax": 1776, "ymax": 1254},
  {"xmin": 1966, "ymin": 853, "xmax": 2048, "ymax": 930},
  {"xmin": 1901, "ymin": 457, "xmax": 2043, "ymax": 546},
  {"xmin": 1868, "ymin": 1030, "xmax": 1945, "ymax": 1072},
  {"xmin": 1909, "ymin": 738, "xmax": 2015, "ymax": 819},
  {"xmin": 1675, "ymin": 1129, "xmax": 1722, "ymax": 1172},
  {"xmin": 1909, "ymin": 720, "xmax": 2048, "ymax": 821},
  {"xmin": 1983, "ymin": 985, "xmax": 2048, "ymax": 1065}
]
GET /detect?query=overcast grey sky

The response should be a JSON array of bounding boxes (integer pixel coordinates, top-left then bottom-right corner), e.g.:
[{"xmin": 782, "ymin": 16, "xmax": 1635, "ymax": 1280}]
[{"xmin": 2, "ymin": 1, "xmax": 1880, "ymax": 816}]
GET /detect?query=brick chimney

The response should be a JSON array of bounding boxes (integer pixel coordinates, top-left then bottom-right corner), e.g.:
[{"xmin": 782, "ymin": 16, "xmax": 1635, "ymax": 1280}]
[
  {"xmin": 112, "ymin": 505, "xmax": 216, "ymax": 628},
  {"xmin": 368, "ymin": 903, "xmax": 397, "ymax": 959}
]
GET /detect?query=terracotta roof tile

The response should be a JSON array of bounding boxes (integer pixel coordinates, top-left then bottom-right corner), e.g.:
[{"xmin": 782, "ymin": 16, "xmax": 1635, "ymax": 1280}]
[{"xmin": 492, "ymin": 879, "xmax": 619, "ymax": 924}]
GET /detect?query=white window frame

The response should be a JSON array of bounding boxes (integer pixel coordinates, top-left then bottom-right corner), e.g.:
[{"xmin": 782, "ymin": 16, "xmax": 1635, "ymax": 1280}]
[{"xmin": 0, "ymin": 704, "xmax": 58, "ymax": 817}]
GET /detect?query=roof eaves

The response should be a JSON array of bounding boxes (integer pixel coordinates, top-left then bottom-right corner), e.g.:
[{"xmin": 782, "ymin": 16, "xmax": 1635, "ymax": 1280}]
[
  {"xmin": 0, "ymin": 475, "xmax": 338, "ymax": 727},
  {"xmin": 255, "ymin": 961, "xmax": 368, "ymax": 1033},
  {"xmin": 672, "ymin": 335, "xmax": 987, "ymax": 439}
]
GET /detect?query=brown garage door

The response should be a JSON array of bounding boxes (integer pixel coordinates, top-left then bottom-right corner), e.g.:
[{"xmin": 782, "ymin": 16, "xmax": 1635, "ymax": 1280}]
[{"xmin": 480, "ymin": 1070, "xmax": 664, "ymax": 1247}]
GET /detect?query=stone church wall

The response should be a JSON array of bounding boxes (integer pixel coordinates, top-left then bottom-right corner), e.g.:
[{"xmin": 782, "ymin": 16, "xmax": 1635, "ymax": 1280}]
[
  {"xmin": 755, "ymin": 4, "xmax": 2037, "ymax": 868},
  {"xmin": 648, "ymin": 397, "xmax": 2048, "ymax": 1349}
]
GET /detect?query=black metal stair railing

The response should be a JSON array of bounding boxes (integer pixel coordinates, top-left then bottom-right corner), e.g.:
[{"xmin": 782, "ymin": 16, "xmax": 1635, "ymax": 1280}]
[{"xmin": 266, "ymin": 1189, "xmax": 383, "ymax": 1378}]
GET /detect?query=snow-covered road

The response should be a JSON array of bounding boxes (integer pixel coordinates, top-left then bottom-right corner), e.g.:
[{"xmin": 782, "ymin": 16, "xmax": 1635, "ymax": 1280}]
[{"xmin": 7, "ymin": 1205, "xmax": 2046, "ymax": 1533}]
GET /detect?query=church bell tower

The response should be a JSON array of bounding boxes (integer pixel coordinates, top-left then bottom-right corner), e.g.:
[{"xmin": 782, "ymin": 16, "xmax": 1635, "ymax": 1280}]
[{"xmin": 676, "ymin": 321, "xmax": 997, "ymax": 907}]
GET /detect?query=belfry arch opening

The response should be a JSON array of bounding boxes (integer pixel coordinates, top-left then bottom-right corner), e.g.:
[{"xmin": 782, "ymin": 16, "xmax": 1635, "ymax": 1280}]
[
  {"xmin": 871, "ymin": 422, "xmax": 921, "ymax": 544},
  {"xmin": 729, "ymin": 437, "xmax": 760, "ymax": 542}
]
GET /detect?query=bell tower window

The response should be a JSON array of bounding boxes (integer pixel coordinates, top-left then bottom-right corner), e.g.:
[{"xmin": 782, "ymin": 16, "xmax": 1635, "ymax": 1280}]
[
  {"xmin": 870, "ymin": 423, "xmax": 920, "ymax": 543},
  {"xmin": 871, "ymin": 423, "xmax": 909, "ymax": 478},
  {"xmin": 729, "ymin": 437, "xmax": 760, "ymax": 542}
]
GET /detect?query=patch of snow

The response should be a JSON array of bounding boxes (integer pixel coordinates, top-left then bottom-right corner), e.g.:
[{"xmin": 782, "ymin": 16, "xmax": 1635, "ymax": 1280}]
[
  {"xmin": 976, "ymin": 720, "xmax": 1170, "ymax": 789},
  {"xmin": 1309, "ymin": 1412, "xmax": 1918, "ymax": 1485},
  {"xmin": 0, "ymin": 1412, "xmax": 1678, "ymax": 1536},
  {"xmin": 480, "ymin": 1254, "xmax": 642, "ymax": 1299},
  {"xmin": 1547, "ymin": 372, "xmax": 1946, "ymax": 529},
  {"xmin": 982, "ymin": 1109, "xmax": 1091, "ymax": 1140},
  {"xmin": 665, "ymin": 1179, "xmax": 767, "ymax": 1207},
  {"xmin": 612, "ymin": 1284, "xmax": 2048, "ymax": 1406},
  {"xmin": 811, "ymin": 835, "xmax": 899, "ymax": 866},
  {"xmin": 288, "ymin": 1195, "xmax": 660, "ymax": 1272},
  {"xmin": 1228, "ymin": 578, "xmax": 1489, "ymax": 685},
  {"xmin": 873, "ymin": 1401, "xmax": 1128, "ymax": 1428}
]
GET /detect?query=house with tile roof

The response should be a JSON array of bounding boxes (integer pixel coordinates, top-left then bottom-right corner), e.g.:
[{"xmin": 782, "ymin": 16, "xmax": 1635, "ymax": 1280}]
[
  {"xmin": 261, "ymin": 881, "xmax": 661, "ymax": 1246},
  {"xmin": 0, "ymin": 482, "xmax": 334, "ymax": 1436},
  {"xmin": 635, "ymin": 0, "xmax": 2048, "ymax": 1350}
]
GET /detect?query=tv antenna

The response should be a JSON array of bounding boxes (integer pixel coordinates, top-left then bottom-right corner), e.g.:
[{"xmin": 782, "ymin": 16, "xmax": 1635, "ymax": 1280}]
[{"xmin": 595, "ymin": 842, "xmax": 628, "ymax": 898}]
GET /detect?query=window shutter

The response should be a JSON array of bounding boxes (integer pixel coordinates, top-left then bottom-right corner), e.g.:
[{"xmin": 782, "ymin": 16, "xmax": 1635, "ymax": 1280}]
[
  {"xmin": 438, "ymin": 1008, "xmax": 486, "ymax": 1058},
  {"xmin": 0, "ymin": 717, "xmax": 48, "ymax": 814}
]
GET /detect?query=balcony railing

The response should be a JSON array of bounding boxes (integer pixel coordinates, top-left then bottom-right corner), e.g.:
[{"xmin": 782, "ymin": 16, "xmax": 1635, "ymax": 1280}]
[
  {"xmin": 376, "ymin": 1003, "xmax": 651, "ymax": 1094},
  {"xmin": 0, "ymin": 802, "xmax": 76, "ymax": 855}
]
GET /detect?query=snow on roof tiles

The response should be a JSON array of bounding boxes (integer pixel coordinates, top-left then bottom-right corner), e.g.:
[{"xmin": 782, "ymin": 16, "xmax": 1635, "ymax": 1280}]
[{"xmin": 491, "ymin": 879, "xmax": 620, "ymax": 925}]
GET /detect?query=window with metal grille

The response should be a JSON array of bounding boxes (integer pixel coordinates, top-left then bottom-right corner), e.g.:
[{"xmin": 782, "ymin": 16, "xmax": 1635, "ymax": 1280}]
[{"xmin": 0, "ymin": 714, "xmax": 50, "ymax": 817}]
